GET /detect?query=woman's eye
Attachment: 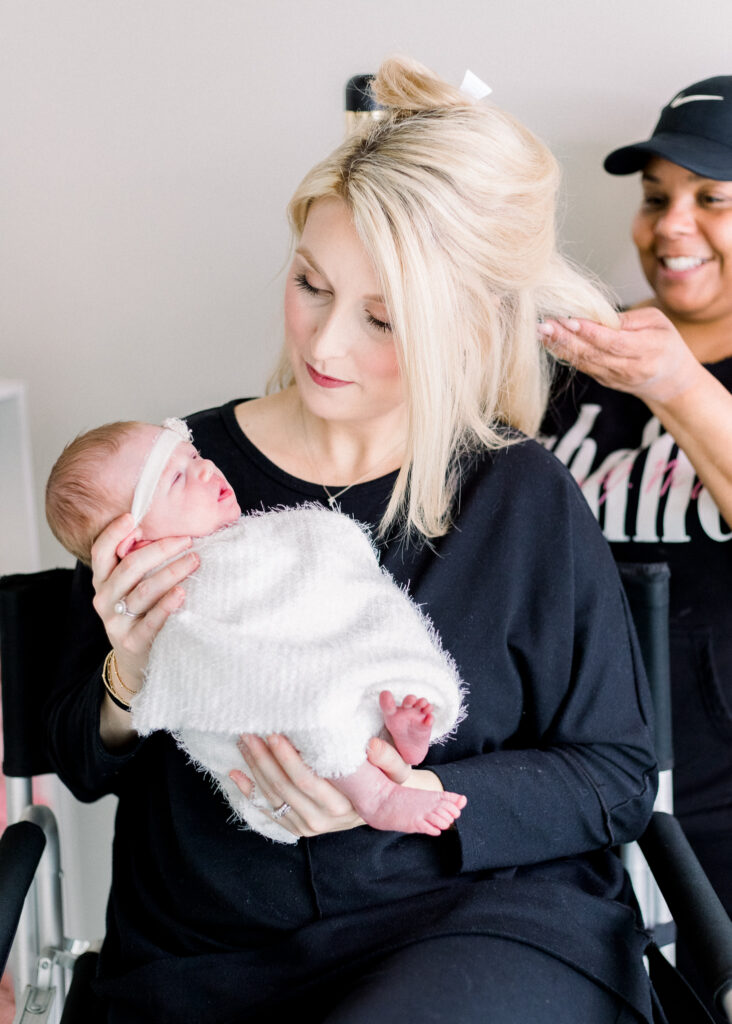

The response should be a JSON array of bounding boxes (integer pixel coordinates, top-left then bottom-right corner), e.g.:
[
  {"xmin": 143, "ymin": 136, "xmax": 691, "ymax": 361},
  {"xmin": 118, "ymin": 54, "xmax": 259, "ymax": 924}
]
[
  {"xmin": 700, "ymin": 193, "xmax": 728, "ymax": 206},
  {"xmin": 294, "ymin": 272, "xmax": 322, "ymax": 296},
  {"xmin": 366, "ymin": 312, "xmax": 392, "ymax": 334},
  {"xmin": 641, "ymin": 194, "xmax": 666, "ymax": 210}
]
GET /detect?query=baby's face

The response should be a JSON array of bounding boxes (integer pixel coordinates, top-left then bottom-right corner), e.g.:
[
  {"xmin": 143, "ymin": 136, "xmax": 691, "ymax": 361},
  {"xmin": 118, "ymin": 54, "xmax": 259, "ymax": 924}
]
[{"xmin": 113, "ymin": 425, "xmax": 241, "ymax": 541}]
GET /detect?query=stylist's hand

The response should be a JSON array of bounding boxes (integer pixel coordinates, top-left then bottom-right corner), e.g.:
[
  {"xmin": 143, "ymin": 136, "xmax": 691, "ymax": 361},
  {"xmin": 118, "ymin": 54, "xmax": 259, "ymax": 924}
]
[
  {"xmin": 230, "ymin": 734, "xmax": 364, "ymax": 838},
  {"xmin": 91, "ymin": 512, "xmax": 199, "ymax": 690},
  {"xmin": 539, "ymin": 306, "xmax": 704, "ymax": 404}
]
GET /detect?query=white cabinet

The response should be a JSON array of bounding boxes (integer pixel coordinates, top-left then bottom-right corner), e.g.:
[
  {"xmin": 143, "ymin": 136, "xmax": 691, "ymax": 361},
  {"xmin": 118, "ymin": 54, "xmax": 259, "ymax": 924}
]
[{"xmin": 0, "ymin": 380, "xmax": 40, "ymax": 574}]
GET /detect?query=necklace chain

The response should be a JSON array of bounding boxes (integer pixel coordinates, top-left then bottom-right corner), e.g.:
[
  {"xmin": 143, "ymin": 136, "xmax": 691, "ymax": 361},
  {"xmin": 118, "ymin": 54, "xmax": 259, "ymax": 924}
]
[{"xmin": 299, "ymin": 403, "xmax": 402, "ymax": 510}]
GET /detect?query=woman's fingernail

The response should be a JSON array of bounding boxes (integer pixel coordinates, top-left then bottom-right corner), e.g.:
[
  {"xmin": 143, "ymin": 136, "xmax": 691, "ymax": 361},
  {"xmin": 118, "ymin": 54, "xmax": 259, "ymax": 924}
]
[
  {"xmin": 267, "ymin": 734, "xmax": 281, "ymax": 748},
  {"xmin": 561, "ymin": 317, "xmax": 581, "ymax": 332},
  {"xmin": 537, "ymin": 322, "xmax": 554, "ymax": 338}
]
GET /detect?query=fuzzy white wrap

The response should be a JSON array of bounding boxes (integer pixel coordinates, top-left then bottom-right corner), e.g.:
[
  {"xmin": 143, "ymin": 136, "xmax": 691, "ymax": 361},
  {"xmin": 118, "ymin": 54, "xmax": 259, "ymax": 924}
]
[{"xmin": 132, "ymin": 506, "xmax": 466, "ymax": 843}]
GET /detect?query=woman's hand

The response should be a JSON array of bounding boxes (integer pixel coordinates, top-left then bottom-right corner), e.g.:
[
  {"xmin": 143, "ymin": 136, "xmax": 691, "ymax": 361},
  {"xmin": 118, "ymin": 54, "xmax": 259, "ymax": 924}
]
[
  {"xmin": 230, "ymin": 734, "xmax": 364, "ymax": 838},
  {"xmin": 91, "ymin": 512, "xmax": 199, "ymax": 693},
  {"xmin": 539, "ymin": 306, "xmax": 704, "ymax": 404}
]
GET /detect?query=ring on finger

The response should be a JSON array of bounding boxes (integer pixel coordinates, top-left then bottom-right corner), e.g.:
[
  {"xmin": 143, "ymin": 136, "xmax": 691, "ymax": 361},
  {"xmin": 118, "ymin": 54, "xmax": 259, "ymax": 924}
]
[
  {"xmin": 114, "ymin": 598, "xmax": 139, "ymax": 618},
  {"xmin": 272, "ymin": 802, "xmax": 292, "ymax": 820}
]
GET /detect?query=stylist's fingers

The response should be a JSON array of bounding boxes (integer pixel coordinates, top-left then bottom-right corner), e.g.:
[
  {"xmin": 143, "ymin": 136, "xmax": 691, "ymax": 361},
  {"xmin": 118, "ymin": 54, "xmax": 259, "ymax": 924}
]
[{"xmin": 539, "ymin": 311, "xmax": 697, "ymax": 400}]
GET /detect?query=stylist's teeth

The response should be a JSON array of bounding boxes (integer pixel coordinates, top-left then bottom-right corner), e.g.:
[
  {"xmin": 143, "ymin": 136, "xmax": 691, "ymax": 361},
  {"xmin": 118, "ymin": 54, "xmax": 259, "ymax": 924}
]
[{"xmin": 662, "ymin": 256, "xmax": 705, "ymax": 271}]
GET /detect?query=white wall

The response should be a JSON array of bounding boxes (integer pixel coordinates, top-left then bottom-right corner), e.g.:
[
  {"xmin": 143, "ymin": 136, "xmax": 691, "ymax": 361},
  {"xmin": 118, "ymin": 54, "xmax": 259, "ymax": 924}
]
[
  {"xmin": 3, "ymin": 0, "xmax": 732, "ymax": 568},
  {"xmin": 2, "ymin": 0, "xmax": 731, "ymax": 937}
]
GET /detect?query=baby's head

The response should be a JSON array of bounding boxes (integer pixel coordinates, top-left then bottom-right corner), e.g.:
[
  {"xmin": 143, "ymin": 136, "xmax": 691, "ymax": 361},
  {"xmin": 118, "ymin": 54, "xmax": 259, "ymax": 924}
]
[{"xmin": 46, "ymin": 419, "xmax": 241, "ymax": 565}]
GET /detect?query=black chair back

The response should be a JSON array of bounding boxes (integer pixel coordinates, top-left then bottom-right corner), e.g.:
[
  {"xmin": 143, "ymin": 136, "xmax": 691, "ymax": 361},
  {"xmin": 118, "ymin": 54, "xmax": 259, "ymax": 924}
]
[{"xmin": 0, "ymin": 568, "xmax": 75, "ymax": 778}]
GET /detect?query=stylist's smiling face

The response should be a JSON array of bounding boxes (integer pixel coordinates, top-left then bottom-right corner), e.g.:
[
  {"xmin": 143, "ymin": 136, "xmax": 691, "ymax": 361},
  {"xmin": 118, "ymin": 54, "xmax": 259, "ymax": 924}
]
[
  {"xmin": 633, "ymin": 156, "xmax": 732, "ymax": 327},
  {"xmin": 284, "ymin": 197, "xmax": 404, "ymax": 423}
]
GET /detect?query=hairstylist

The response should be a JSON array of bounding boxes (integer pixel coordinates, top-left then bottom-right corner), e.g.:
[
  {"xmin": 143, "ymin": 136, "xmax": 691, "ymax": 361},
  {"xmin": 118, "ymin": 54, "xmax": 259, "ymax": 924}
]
[
  {"xmin": 541, "ymin": 77, "xmax": 732, "ymax": 1021},
  {"xmin": 47, "ymin": 56, "xmax": 657, "ymax": 1024}
]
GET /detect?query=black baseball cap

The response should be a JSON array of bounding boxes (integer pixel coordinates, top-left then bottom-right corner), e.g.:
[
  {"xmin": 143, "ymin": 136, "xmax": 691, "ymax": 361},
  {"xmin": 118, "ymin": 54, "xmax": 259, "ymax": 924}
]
[{"xmin": 604, "ymin": 76, "xmax": 732, "ymax": 180}]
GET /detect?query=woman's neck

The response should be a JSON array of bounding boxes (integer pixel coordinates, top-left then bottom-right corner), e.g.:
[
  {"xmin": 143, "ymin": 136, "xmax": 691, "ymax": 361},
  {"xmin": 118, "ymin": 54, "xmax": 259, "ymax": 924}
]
[
  {"xmin": 295, "ymin": 390, "xmax": 407, "ymax": 487},
  {"xmin": 234, "ymin": 387, "xmax": 407, "ymax": 487}
]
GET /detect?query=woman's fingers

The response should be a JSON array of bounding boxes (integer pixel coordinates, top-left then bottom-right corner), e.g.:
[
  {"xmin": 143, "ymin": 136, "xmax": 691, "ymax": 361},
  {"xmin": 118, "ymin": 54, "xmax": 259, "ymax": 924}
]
[
  {"xmin": 235, "ymin": 734, "xmax": 361, "ymax": 836},
  {"xmin": 90, "ymin": 514, "xmax": 140, "ymax": 590},
  {"xmin": 105, "ymin": 538, "xmax": 195, "ymax": 609},
  {"xmin": 366, "ymin": 736, "xmax": 412, "ymax": 785}
]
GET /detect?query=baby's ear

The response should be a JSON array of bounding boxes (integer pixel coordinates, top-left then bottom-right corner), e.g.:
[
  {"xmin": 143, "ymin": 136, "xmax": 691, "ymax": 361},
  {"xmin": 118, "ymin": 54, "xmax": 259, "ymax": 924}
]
[{"xmin": 116, "ymin": 534, "xmax": 150, "ymax": 559}]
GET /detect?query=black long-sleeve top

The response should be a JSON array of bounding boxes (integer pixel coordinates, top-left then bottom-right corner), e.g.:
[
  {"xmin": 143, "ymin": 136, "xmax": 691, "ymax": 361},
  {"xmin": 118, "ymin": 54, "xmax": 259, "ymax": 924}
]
[{"xmin": 47, "ymin": 399, "xmax": 658, "ymax": 1022}]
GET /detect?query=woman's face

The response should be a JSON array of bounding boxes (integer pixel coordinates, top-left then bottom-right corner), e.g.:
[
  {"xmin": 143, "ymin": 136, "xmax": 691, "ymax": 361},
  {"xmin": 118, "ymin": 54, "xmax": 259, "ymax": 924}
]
[
  {"xmin": 632, "ymin": 156, "xmax": 732, "ymax": 327},
  {"xmin": 284, "ymin": 197, "xmax": 404, "ymax": 425}
]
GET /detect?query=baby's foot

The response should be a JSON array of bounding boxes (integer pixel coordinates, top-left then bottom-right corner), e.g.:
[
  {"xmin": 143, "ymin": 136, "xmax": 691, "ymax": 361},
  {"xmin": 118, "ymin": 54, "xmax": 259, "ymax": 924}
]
[
  {"xmin": 332, "ymin": 761, "xmax": 467, "ymax": 837},
  {"xmin": 366, "ymin": 785, "xmax": 467, "ymax": 837},
  {"xmin": 380, "ymin": 690, "xmax": 434, "ymax": 765}
]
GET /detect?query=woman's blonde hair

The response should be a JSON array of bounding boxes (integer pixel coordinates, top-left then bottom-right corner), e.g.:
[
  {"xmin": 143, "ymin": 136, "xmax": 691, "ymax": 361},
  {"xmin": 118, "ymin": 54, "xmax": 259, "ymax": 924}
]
[{"xmin": 270, "ymin": 55, "xmax": 618, "ymax": 539}]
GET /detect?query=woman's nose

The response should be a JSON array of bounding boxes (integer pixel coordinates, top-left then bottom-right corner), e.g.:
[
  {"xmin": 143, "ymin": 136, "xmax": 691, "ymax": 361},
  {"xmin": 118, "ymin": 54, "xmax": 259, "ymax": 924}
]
[
  {"xmin": 655, "ymin": 198, "xmax": 697, "ymax": 238},
  {"xmin": 309, "ymin": 306, "xmax": 348, "ymax": 362}
]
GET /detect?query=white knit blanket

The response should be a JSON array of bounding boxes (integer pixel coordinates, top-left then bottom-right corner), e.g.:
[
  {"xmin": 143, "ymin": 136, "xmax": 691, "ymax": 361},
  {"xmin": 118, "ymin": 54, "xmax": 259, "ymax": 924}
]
[{"xmin": 132, "ymin": 506, "xmax": 466, "ymax": 843}]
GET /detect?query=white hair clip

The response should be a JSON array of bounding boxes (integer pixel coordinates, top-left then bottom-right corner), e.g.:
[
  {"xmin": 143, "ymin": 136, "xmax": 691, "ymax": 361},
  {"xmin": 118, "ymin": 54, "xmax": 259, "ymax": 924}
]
[
  {"xmin": 130, "ymin": 417, "xmax": 193, "ymax": 525},
  {"xmin": 459, "ymin": 70, "xmax": 492, "ymax": 102}
]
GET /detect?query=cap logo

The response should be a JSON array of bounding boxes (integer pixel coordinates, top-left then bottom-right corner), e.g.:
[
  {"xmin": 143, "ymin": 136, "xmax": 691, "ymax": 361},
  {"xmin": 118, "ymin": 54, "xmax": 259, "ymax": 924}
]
[{"xmin": 669, "ymin": 93, "xmax": 724, "ymax": 108}]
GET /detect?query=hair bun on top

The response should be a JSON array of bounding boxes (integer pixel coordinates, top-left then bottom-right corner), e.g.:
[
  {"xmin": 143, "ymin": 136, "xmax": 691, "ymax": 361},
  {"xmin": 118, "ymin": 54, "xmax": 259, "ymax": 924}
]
[{"xmin": 370, "ymin": 55, "xmax": 471, "ymax": 115}]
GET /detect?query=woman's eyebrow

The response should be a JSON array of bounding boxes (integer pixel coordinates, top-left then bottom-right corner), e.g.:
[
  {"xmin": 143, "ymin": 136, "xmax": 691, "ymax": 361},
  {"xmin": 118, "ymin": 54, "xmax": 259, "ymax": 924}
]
[{"xmin": 294, "ymin": 246, "xmax": 325, "ymax": 276}]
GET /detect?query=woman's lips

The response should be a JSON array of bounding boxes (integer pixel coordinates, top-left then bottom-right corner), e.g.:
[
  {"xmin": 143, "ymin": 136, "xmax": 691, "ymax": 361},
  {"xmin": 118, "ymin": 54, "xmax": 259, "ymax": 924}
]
[
  {"xmin": 656, "ymin": 255, "xmax": 712, "ymax": 280},
  {"xmin": 306, "ymin": 362, "xmax": 352, "ymax": 388}
]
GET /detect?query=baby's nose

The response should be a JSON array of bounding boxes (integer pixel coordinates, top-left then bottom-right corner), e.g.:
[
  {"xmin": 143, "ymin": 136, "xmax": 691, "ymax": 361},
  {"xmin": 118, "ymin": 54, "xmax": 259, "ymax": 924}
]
[{"xmin": 198, "ymin": 459, "xmax": 215, "ymax": 481}]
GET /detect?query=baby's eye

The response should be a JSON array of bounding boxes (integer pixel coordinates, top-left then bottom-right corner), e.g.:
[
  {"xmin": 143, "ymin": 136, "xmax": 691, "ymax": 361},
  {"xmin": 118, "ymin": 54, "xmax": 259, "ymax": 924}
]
[{"xmin": 172, "ymin": 472, "xmax": 183, "ymax": 485}]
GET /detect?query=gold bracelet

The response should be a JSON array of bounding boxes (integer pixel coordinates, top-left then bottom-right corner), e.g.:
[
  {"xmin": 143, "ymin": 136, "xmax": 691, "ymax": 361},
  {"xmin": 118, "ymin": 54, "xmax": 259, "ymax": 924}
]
[
  {"xmin": 102, "ymin": 650, "xmax": 131, "ymax": 711},
  {"xmin": 110, "ymin": 651, "xmax": 138, "ymax": 696}
]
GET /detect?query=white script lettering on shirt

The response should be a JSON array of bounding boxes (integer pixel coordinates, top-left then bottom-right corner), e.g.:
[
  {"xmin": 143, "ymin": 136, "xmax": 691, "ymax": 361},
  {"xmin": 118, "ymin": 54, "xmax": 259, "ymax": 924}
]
[{"xmin": 542, "ymin": 406, "xmax": 731, "ymax": 543}]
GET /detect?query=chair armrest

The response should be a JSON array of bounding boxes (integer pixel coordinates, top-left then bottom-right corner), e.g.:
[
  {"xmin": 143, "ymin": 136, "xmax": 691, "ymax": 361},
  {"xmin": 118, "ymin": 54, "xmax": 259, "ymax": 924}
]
[
  {"xmin": 0, "ymin": 820, "xmax": 46, "ymax": 976},
  {"xmin": 640, "ymin": 812, "xmax": 732, "ymax": 1017}
]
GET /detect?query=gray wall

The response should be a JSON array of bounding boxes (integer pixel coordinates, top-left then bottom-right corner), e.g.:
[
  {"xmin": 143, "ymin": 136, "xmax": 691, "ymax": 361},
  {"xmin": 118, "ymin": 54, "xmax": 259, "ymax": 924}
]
[{"xmin": 2, "ymin": 0, "xmax": 731, "ymax": 937}]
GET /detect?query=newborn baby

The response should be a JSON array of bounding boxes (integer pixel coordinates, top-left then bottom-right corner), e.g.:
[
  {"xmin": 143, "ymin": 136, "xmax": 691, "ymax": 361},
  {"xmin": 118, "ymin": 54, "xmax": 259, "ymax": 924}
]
[{"xmin": 46, "ymin": 418, "xmax": 467, "ymax": 843}]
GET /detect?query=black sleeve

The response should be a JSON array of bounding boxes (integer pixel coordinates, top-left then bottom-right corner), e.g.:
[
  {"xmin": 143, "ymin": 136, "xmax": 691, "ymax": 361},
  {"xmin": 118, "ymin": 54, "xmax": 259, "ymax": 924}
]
[{"xmin": 45, "ymin": 562, "xmax": 142, "ymax": 802}]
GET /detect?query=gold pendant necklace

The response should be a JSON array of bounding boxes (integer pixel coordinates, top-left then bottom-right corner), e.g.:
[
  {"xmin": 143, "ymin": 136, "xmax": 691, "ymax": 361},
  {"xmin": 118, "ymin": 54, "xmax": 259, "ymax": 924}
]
[{"xmin": 299, "ymin": 403, "xmax": 402, "ymax": 510}]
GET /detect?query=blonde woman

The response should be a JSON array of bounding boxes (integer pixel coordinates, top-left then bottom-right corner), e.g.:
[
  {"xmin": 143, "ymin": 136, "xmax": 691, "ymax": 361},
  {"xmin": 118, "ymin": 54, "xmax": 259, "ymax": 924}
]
[{"xmin": 49, "ymin": 56, "xmax": 657, "ymax": 1023}]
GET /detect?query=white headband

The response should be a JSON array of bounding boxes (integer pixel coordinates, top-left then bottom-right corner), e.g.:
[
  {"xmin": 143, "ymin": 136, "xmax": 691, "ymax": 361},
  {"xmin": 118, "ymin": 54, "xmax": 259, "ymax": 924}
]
[{"xmin": 130, "ymin": 417, "xmax": 193, "ymax": 526}]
